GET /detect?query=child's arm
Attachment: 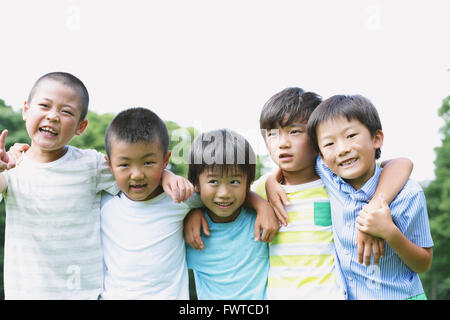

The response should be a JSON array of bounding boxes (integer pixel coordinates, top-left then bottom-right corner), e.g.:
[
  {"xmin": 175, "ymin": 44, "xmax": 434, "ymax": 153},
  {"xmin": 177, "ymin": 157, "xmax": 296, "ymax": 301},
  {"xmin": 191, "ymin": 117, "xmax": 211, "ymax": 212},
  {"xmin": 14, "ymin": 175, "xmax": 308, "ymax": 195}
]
[
  {"xmin": 161, "ymin": 169, "xmax": 194, "ymax": 203},
  {"xmin": 265, "ymin": 169, "xmax": 290, "ymax": 226},
  {"xmin": 245, "ymin": 191, "xmax": 280, "ymax": 242},
  {"xmin": 356, "ymin": 195, "xmax": 433, "ymax": 273},
  {"xmin": 183, "ymin": 208, "xmax": 210, "ymax": 250},
  {"xmin": 357, "ymin": 157, "xmax": 414, "ymax": 265}
]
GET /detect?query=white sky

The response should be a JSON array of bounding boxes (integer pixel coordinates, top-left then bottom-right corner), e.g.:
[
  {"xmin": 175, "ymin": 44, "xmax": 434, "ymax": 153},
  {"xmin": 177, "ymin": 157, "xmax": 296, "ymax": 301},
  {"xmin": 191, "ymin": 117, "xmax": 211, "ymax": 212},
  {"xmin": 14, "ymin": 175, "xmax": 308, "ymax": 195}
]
[{"xmin": 1, "ymin": 0, "xmax": 449, "ymax": 183}]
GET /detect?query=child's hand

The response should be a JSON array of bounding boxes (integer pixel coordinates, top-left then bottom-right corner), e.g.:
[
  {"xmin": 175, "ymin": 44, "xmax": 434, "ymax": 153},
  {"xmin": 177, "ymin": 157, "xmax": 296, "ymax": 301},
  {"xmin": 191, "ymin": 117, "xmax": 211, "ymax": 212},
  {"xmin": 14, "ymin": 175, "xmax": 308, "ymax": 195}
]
[
  {"xmin": 356, "ymin": 230, "xmax": 385, "ymax": 265},
  {"xmin": 265, "ymin": 174, "xmax": 290, "ymax": 226},
  {"xmin": 7, "ymin": 142, "xmax": 30, "ymax": 166},
  {"xmin": 0, "ymin": 130, "xmax": 17, "ymax": 172},
  {"xmin": 254, "ymin": 200, "xmax": 280, "ymax": 243},
  {"xmin": 183, "ymin": 208, "xmax": 210, "ymax": 250},
  {"xmin": 356, "ymin": 196, "xmax": 396, "ymax": 240},
  {"xmin": 161, "ymin": 169, "xmax": 194, "ymax": 203}
]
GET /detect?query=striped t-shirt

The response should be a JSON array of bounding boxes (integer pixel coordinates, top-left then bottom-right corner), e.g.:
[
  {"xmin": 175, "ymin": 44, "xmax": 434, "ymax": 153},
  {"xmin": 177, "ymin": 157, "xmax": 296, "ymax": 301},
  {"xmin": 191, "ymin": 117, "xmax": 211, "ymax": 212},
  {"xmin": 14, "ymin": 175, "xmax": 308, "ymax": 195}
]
[
  {"xmin": 0, "ymin": 146, "xmax": 119, "ymax": 299},
  {"xmin": 252, "ymin": 176, "xmax": 345, "ymax": 299}
]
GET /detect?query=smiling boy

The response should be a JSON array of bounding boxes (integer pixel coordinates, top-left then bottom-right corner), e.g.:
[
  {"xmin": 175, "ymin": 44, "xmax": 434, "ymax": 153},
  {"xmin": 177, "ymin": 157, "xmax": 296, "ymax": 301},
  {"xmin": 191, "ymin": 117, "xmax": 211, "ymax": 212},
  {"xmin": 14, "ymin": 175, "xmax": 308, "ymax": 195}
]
[
  {"xmin": 100, "ymin": 107, "xmax": 203, "ymax": 299},
  {"xmin": 185, "ymin": 129, "xmax": 269, "ymax": 300},
  {"xmin": 307, "ymin": 94, "xmax": 433, "ymax": 299}
]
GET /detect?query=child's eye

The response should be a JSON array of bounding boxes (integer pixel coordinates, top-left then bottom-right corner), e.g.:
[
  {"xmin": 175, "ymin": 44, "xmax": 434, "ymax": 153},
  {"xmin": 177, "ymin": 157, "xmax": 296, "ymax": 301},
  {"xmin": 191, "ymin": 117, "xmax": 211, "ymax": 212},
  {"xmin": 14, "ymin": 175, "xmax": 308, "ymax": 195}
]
[
  {"xmin": 323, "ymin": 142, "xmax": 333, "ymax": 148},
  {"xmin": 62, "ymin": 110, "xmax": 74, "ymax": 116},
  {"xmin": 347, "ymin": 133, "xmax": 357, "ymax": 139},
  {"xmin": 118, "ymin": 163, "xmax": 129, "ymax": 168},
  {"xmin": 144, "ymin": 161, "xmax": 154, "ymax": 166},
  {"xmin": 230, "ymin": 180, "xmax": 241, "ymax": 185},
  {"xmin": 208, "ymin": 180, "xmax": 219, "ymax": 185},
  {"xmin": 290, "ymin": 129, "xmax": 302, "ymax": 134},
  {"xmin": 39, "ymin": 104, "xmax": 49, "ymax": 108}
]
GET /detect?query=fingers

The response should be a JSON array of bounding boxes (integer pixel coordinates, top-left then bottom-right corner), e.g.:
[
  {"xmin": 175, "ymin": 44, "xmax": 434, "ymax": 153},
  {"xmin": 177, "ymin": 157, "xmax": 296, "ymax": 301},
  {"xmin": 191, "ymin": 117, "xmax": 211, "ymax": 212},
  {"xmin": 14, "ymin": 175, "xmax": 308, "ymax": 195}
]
[
  {"xmin": 372, "ymin": 242, "xmax": 380, "ymax": 265},
  {"xmin": 254, "ymin": 223, "xmax": 262, "ymax": 242},
  {"xmin": 171, "ymin": 179, "xmax": 194, "ymax": 203},
  {"xmin": 184, "ymin": 220, "xmax": 204, "ymax": 250},
  {"xmin": 364, "ymin": 241, "xmax": 373, "ymax": 266},
  {"xmin": 0, "ymin": 130, "xmax": 7, "ymax": 152},
  {"xmin": 379, "ymin": 238, "xmax": 385, "ymax": 258},
  {"xmin": 357, "ymin": 238, "xmax": 365, "ymax": 264}
]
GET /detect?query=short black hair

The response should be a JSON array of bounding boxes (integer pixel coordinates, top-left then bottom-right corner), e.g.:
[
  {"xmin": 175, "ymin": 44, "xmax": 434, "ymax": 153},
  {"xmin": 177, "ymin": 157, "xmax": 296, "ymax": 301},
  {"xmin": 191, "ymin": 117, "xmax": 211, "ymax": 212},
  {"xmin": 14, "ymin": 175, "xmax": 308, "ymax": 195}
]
[
  {"xmin": 105, "ymin": 107, "xmax": 169, "ymax": 158},
  {"xmin": 259, "ymin": 87, "xmax": 322, "ymax": 137},
  {"xmin": 307, "ymin": 94, "xmax": 383, "ymax": 159},
  {"xmin": 28, "ymin": 72, "xmax": 89, "ymax": 121},
  {"xmin": 188, "ymin": 129, "xmax": 256, "ymax": 189}
]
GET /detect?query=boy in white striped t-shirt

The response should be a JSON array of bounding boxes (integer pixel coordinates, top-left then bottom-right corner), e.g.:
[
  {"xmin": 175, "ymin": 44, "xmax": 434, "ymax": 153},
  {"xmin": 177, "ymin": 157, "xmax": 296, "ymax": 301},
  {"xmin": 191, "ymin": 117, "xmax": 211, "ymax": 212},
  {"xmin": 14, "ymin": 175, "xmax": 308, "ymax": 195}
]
[
  {"xmin": 255, "ymin": 88, "xmax": 415, "ymax": 299},
  {"xmin": 0, "ymin": 72, "xmax": 191, "ymax": 299}
]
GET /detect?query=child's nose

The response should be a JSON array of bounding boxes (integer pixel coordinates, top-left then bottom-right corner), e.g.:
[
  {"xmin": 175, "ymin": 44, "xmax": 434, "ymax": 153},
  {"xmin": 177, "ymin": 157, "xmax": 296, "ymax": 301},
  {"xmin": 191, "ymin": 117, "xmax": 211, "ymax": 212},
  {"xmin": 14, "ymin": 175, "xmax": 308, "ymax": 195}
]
[
  {"xmin": 216, "ymin": 184, "xmax": 231, "ymax": 198},
  {"xmin": 130, "ymin": 167, "xmax": 144, "ymax": 180},
  {"xmin": 278, "ymin": 132, "xmax": 290, "ymax": 148},
  {"xmin": 45, "ymin": 110, "xmax": 59, "ymax": 121},
  {"xmin": 337, "ymin": 140, "xmax": 351, "ymax": 156}
]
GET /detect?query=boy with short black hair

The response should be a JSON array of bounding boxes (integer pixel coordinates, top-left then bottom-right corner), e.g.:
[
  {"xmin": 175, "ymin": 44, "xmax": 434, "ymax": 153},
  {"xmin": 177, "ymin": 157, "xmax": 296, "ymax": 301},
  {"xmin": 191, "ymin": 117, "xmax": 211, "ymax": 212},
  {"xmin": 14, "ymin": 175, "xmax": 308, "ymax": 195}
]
[
  {"xmin": 185, "ymin": 129, "xmax": 269, "ymax": 299},
  {"xmin": 306, "ymin": 94, "xmax": 433, "ymax": 299},
  {"xmin": 100, "ymin": 107, "xmax": 199, "ymax": 299}
]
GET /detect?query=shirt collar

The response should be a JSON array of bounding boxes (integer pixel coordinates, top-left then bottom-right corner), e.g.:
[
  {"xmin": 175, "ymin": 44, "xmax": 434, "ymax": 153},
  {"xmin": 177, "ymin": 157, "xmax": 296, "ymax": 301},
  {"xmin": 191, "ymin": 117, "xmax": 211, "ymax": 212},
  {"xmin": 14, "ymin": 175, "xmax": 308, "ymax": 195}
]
[{"xmin": 318, "ymin": 157, "xmax": 382, "ymax": 201}]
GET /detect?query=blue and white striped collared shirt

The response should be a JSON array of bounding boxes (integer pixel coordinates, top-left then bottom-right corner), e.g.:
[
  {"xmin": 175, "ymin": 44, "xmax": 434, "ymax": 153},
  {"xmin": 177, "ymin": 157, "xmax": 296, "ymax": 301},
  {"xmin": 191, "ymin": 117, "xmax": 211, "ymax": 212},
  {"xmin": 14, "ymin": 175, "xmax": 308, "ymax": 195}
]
[{"xmin": 315, "ymin": 156, "xmax": 433, "ymax": 300}]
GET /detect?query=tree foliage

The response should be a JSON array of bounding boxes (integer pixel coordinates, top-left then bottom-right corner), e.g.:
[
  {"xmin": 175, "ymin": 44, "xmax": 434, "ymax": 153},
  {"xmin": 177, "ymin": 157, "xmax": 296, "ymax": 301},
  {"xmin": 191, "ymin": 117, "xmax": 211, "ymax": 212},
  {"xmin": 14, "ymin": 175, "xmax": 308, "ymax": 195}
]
[{"xmin": 421, "ymin": 95, "xmax": 450, "ymax": 300}]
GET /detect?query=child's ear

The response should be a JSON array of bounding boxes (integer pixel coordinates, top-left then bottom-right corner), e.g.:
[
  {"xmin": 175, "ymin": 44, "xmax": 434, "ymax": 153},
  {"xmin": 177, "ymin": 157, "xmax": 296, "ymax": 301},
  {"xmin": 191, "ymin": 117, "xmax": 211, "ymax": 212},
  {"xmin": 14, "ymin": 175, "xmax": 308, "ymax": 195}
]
[
  {"xmin": 105, "ymin": 155, "xmax": 113, "ymax": 173},
  {"xmin": 75, "ymin": 119, "xmax": 88, "ymax": 136},
  {"xmin": 373, "ymin": 130, "xmax": 384, "ymax": 149},
  {"xmin": 194, "ymin": 184, "xmax": 200, "ymax": 193},
  {"xmin": 163, "ymin": 150, "xmax": 171, "ymax": 169},
  {"xmin": 22, "ymin": 101, "xmax": 30, "ymax": 121}
]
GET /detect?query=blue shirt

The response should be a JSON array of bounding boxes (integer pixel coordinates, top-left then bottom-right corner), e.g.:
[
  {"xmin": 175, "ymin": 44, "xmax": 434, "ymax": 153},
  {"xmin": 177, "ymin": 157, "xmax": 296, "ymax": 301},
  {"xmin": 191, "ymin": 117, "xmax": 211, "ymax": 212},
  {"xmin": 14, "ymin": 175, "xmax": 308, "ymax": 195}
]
[
  {"xmin": 316, "ymin": 157, "xmax": 433, "ymax": 300},
  {"xmin": 186, "ymin": 207, "xmax": 269, "ymax": 300}
]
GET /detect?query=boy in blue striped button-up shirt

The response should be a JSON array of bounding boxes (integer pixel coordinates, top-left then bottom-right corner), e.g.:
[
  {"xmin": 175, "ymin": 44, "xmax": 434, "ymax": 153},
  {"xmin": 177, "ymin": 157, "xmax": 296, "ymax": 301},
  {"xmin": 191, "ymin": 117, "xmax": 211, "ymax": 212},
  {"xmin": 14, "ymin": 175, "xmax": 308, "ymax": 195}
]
[{"xmin": 307, "ymin": 94, "xmax": 433, "ymax": 300}]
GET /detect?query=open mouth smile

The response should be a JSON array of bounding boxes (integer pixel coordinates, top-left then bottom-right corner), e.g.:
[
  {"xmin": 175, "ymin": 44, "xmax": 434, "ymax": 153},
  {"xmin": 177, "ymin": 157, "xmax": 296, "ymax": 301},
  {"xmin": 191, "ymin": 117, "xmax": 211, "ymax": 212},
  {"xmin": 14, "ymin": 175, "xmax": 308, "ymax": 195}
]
[
  {"xmin": 339, "ymin": 158, "xmax": 358, "ymax": 167},
  {"xmin": 39, "ymin": 126, "xmax": 58, "ymax": 136},
  {"xmin": 214, "ymin": 201, "xmax": 233, "ymax": 209}
]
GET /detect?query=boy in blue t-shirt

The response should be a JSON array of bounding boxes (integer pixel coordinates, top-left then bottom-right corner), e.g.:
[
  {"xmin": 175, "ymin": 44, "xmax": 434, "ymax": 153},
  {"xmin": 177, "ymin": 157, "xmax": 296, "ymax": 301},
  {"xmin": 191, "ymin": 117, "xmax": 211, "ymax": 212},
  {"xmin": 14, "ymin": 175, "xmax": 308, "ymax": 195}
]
[{"xmin": 185, "ymin": 129, "xmax": 269, "ymax": 299}]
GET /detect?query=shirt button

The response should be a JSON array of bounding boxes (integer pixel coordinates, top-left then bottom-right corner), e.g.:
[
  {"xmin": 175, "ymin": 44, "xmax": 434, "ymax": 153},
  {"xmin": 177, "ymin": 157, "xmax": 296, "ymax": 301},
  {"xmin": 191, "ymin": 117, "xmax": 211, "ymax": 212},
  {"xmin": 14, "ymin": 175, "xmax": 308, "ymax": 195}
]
[{"xmin": 348, "ymin": 277, "xmax": 353, "ymax": 281}]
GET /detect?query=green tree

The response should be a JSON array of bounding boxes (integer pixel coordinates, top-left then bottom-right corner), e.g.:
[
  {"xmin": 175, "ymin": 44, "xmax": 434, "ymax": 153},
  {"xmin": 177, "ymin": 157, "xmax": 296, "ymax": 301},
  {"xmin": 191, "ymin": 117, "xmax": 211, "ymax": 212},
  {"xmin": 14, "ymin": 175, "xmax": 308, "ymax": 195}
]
[{"xmin": 421, "ymin": 95, "xmax": 450, "ymax": 300}]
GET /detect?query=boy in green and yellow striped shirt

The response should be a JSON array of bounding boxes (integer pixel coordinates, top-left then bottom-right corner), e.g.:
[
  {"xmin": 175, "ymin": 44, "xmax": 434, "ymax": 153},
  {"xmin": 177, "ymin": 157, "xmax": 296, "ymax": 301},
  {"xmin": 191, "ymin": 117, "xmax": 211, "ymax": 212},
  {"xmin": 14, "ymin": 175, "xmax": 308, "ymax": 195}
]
[{"xmin": 254, "ymin": 87, "xmax": 345, "ymax": 299}]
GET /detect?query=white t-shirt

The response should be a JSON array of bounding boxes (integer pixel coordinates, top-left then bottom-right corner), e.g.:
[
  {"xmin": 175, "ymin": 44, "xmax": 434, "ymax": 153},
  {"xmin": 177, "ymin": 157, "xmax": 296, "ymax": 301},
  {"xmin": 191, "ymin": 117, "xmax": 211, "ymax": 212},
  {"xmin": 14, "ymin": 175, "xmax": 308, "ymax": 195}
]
[
  {"xmin": 0, "ymin": 146, "xmax": 118, "ymax": 299},
  {"xmin": 100, "ymin": 192, "xmax": 201, "ymax": 300}
]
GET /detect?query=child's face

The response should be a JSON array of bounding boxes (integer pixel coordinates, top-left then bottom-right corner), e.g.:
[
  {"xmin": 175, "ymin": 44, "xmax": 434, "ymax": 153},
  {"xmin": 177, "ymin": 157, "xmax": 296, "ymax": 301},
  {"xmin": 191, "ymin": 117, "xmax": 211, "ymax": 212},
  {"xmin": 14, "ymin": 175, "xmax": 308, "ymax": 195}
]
[
  {"xmin": 195, "ymin": 167, "xmax": 248, "ymax": 223},
  {"xmin": 107, "ymin": 138, "xmax": 170, "ymax": 201},
  {"xmin": 316, "ymin": 116, "xmax": 384, "ymax": 190},
  {"xmin": 22, "ymin": 79, "xmax": 87, "ymax": 158},
  {"xmin": 265, "ymin": 118, "xmax": 317, "ymax": 175}
]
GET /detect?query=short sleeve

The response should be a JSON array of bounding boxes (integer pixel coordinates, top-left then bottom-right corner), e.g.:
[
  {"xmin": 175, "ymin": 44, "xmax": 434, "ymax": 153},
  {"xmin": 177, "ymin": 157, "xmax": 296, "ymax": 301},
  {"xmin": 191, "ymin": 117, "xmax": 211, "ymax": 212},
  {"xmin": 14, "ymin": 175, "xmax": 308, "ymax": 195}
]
[
  {"xmin": 250, "ymin": 174, "xmax": 269, "ymax": 200},
  {"xmin": 392, "ymin": 187, "xmax": 434, "ymax": 248},
  {"xmin": 95, "ymin": 152, "xmax": 119, "ymax": 195}
]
